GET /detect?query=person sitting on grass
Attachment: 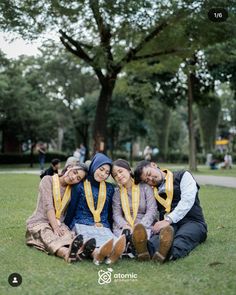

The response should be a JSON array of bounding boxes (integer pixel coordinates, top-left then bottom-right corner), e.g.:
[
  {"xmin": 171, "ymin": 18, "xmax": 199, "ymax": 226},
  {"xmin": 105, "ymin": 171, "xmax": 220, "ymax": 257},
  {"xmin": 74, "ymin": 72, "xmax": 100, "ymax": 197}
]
[
  {"xmin": 209, "ymin": 159, "xmax": 218, "ymax": 170},
  {"xmin": 132, "ymin": 160, "xmax": 207, "ymax": 263},
  {"xmin": 26, "ymin": 164, "xmax": 89, "ymax": 263},
  {"xmin": 64, "ymin": 153, "xmax": 126, "ymax": 265},
  {"xmin": 40, "ymin": 158, "xmax": 61, "ymax": 179},
  {"xmin": 111, "ymin": 159, "xmax": 157, "ymax": 258}
]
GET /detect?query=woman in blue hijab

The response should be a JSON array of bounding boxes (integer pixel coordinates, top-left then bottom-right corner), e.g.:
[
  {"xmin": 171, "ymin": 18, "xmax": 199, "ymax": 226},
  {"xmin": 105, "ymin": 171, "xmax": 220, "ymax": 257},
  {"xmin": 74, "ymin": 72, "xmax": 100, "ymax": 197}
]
[{"xmin": 64, "ymin": 153, "xmax": 125, "ymax": 265}]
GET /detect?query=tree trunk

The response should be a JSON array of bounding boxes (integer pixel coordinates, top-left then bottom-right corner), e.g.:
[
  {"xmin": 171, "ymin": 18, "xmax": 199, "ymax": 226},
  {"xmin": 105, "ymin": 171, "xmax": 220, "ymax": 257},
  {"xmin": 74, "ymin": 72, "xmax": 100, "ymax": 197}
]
[
  {"xmin": 93, "ymin": 77, "xmax": 116, "ymax": 153},
  {"xmin": 187, "ymin": 73, "xmax": 197, "ymax": 171}
]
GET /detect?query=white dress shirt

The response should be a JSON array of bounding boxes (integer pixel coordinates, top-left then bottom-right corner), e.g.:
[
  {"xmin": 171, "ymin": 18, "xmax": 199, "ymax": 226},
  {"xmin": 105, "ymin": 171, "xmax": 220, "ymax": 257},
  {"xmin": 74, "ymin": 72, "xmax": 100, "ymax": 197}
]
[{"xmin": 162, "ymin": 171, "xmax": 198, "ymax": 224}]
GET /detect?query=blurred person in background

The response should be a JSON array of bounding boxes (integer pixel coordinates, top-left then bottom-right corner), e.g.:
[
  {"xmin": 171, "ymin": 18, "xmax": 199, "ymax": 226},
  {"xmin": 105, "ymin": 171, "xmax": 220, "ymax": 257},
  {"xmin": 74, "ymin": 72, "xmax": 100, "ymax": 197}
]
[{"xmin": 40, "ymin": 159, "xmax": 61, "ymax": 179}]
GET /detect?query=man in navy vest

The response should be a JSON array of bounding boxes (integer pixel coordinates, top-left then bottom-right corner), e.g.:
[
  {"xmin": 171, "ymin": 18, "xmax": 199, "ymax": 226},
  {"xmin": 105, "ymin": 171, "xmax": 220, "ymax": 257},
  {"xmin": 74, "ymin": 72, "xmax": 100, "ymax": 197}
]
[{"xmin": 133, "ymin": 160, "xmax": 207, "ymax": 262}]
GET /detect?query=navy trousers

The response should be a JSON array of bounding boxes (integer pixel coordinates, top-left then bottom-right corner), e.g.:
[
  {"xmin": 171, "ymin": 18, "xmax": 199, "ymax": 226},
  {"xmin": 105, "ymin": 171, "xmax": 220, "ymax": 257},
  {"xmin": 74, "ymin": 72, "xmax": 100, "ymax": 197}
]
[{"xmin": 147, "ymin": 220, "xmax": 207, "ymax": 260}]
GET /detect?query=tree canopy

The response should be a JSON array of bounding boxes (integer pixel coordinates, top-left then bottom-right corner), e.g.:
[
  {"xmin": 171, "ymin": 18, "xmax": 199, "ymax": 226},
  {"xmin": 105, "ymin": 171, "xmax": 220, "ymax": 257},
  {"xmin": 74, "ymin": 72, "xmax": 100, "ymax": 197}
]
[{"xmin": 1, "ymin": 1, "xmax": 236, "ymax": 166}]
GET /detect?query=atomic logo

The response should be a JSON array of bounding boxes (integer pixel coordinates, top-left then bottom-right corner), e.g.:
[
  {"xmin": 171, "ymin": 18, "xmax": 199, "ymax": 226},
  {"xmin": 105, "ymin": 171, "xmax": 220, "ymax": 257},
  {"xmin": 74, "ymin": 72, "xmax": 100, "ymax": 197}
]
[{"xmin": 98, "ymin": 268, "xmax": 113, "ymax": 285}]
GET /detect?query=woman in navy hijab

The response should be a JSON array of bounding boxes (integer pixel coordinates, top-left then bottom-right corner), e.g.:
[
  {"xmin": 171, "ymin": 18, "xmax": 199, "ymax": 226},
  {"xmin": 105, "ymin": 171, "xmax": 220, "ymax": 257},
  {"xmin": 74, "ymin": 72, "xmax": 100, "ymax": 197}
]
[{"xmin": 65, "ymin": 153, "xmax": 125, "ymax": 265}]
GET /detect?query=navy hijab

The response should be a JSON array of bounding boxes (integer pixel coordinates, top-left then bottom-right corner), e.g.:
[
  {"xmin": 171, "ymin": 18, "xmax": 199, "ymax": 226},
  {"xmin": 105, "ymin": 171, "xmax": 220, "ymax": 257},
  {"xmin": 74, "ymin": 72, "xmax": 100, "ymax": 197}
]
[
  {"xmin": 64, "ymin": 153, "xmax": 113, "ymax": 228},
  {"xmin": 87, "ymin": 153, "xmax": 112, "ymax": 185}
]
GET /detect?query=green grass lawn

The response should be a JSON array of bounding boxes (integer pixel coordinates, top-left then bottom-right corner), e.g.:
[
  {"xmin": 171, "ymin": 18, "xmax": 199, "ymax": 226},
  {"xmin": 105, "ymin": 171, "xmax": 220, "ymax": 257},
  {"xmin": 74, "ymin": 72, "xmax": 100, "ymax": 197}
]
[{"xmin": 0, "ymin": 174, "xmax": 236, "ymax": 295}]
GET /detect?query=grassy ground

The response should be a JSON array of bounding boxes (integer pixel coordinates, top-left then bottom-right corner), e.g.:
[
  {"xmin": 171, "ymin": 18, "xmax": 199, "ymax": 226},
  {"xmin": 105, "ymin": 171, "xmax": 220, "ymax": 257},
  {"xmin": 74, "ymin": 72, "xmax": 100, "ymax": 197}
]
[{"xmin": 0, "ymin": 174, "xmax": 236, "ymax": 295}]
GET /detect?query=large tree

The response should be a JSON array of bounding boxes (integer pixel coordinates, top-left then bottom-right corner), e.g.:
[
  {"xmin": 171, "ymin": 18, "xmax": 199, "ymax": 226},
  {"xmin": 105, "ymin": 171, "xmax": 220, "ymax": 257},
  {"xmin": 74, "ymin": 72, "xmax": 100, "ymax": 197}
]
[
  {"xmin": 0, "ymin": 0, "xmax": 199, "ymax": 152},
  {"xmin": 1, "ymin": 0, "xmax": 235, "ymax": 159}
]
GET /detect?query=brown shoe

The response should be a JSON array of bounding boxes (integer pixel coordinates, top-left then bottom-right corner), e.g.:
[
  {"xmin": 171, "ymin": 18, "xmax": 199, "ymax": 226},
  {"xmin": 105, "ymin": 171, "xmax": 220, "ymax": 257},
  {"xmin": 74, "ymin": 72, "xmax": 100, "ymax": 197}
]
[
  {"xmin": 93, "ymin": 238, "xmax": 114, "ymax": 265},
  {"xmin": 105, "ymin": 235, "xmax": 126, "ymax": 264},
  {"xmin": 132, "ymin": 224, "xmax": 150, "ymax": 261},
  {"xmin": 152, "ymin": 226, "xmax": 174, "ymax": 263}
]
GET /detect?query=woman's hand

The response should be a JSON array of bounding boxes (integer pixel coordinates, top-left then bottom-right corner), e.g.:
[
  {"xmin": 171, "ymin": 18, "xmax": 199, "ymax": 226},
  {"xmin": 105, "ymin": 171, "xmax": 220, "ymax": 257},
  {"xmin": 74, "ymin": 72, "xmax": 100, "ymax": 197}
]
[
  {"xmin": 47, "ymin": 209, "xmax": 65, "ymax": 236},
  {"xmin": 53, "ymin": 226, "xmax": 65, "ymax": 237}
]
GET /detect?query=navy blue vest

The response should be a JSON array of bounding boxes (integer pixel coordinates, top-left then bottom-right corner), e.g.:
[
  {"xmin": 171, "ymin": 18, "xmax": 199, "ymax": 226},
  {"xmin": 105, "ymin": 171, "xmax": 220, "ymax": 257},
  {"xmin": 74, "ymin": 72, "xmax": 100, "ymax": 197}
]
[{"xmin": 157, "ymin": 170, "xmax": 206, "ymax": 226}]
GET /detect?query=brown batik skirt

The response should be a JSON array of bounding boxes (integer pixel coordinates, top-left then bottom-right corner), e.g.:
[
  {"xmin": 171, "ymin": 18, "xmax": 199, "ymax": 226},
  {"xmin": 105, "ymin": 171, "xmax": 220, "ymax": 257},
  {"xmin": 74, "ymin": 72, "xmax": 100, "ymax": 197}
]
[{"xmin": 26, "ymin": 223, "xmax": 76, "ymax": 254}]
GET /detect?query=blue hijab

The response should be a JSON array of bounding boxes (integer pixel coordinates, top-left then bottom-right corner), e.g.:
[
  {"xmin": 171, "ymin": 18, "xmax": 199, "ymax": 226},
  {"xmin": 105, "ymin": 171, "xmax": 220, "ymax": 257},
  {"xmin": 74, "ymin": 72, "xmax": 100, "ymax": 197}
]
[
  {"xmin": 87, "ymin": 153, "xmax": 112, "ymax": 185},
  {"xmin": 64, "ymin": 152, "xmax": 114, "ymax": 229}
]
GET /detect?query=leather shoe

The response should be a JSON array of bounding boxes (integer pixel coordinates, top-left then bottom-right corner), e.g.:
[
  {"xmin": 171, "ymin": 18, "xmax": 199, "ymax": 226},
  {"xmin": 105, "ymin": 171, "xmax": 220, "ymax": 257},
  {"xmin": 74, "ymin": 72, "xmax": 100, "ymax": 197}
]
[
  {"xmin": 152, "ymin": 225, "xmax": 174, "ymax": 263},
  {"xmin": 132, "ymin": 224, "xmax": 150, "ymax": 261}
]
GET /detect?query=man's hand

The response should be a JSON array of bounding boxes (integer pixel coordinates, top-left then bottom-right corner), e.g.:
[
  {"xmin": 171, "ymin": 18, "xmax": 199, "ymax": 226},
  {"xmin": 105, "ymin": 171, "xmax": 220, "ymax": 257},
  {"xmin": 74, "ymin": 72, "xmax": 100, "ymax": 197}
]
[{"xmin": 152, "ymin": 220, "xmax": 170, "ymax": 234}]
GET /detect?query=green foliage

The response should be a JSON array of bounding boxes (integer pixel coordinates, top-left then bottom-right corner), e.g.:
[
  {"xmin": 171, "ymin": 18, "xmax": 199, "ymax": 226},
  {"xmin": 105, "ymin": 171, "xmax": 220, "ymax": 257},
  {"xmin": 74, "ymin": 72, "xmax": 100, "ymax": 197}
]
[
  {"xmin": 0, "ymin": 47, "xmax": 101, "ymax": 153},
  {"xmin": 1, "ymin": 1, "xmax": 236, "ymax": 156},
  {"xmin": 72, "ymin": 90, "xmax": 98, "ymax": 152},
  {"xmin": 197, "ymin": 93, "xmax": 221, "ymax": 154},
  {"xmin": 39, "ymin": 46, "xmax": 99, "ymax": 150},
  {"xmin": 41, "ymin": 46, "xmax": 99, "ymax": 105},
  {"xmin": 108, "ymin": 91, "xmax": 146, "ymax": 149},
  {"xmin": 2, "ymin": 1, "xmax": 234, "ymax": 75},
  {"xmin": 0, "ymin": 54, "xmax": 58, "ymax": 145}
]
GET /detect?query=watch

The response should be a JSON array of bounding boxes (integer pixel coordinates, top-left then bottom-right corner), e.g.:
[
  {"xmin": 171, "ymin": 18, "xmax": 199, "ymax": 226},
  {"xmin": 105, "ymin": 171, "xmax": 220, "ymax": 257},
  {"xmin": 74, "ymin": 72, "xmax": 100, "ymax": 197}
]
[{"xmin": 164, "ymin": 215, "xmax": 173, "ymax": 224}]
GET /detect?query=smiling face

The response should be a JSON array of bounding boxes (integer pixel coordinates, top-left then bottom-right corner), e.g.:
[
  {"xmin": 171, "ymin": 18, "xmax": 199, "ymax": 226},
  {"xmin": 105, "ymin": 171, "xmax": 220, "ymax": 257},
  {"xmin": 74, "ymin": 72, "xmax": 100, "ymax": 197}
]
[
  {"xmin": 112, "ymin": 165, "xmax": 132, "ymax": 186},
  {"xmin": 93, "ymin": 164, "xmax": 111, "ymax": 182},
  {"xmin": 140, "ymin": 163, "xmax": 164, "ymax": 186},
  {"xmin": 63, "ymin": 168, "xmax": 86, "ymax": 185}
]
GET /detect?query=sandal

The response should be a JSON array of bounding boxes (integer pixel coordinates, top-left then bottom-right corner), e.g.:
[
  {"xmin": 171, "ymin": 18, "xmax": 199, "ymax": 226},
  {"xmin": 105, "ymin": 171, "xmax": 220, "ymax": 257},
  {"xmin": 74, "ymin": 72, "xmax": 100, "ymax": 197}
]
[
  {"xmin": 79, "ymin": 238, "xmax": 96, "ymax": 259},
  {"xmin": 66, "ymin": 234, "xmax": 83, "ymax": 263}
]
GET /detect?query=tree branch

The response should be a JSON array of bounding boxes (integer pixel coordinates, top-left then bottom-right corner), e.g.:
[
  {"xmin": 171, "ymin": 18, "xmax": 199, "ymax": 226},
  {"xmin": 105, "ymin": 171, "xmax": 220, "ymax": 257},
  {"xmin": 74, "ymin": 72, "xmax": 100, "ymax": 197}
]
[
  {"xmin": 60, "ymin": 36, "xmax": 81, "ymax": 57},
  {"xmin": 59, "ymin": 29, "xmax": 93, "ymax": 64},
  {"xmin": 89, "ymin": 0, "xmax": 114, "ymax": 65},
  {"xmin": 117, "ymin": 21, "xmax": 168, "ymax": 68},
  {"xmin": 93, "ymin": 68, "xmax": 106, "ymax": 85},
  {"xmin": 59, "ymin": 30, "xmax": 105, "ymax": 85},
  {"xmin": 116, "ymin": 11, "xmax": 187, "ymax": 70},
  {"xmin": 132, "ymin": 48, "xmax": 190, "ymax": 60}
]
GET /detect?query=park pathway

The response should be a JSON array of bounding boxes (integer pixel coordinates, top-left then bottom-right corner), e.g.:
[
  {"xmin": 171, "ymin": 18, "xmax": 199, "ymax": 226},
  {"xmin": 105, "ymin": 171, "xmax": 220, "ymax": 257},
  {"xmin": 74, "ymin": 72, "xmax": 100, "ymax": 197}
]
[
  {"xmin": 0, "ymin": 169, "xmax": 235, "ymax": 188},
  {"xmin": 194, "ymin": 175, "xmax": 236, "ymax": 188}
]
